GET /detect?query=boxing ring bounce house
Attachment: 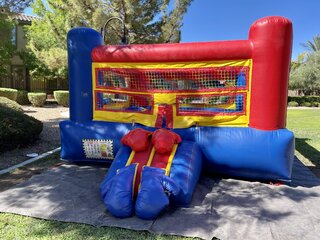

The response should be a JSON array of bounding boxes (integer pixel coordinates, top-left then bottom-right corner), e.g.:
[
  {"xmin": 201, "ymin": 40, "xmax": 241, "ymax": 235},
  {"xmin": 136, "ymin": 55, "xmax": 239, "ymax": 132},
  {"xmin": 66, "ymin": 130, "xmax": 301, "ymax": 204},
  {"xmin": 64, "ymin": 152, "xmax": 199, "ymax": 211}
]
[{"xmin": 60, "ymin": 16, "xmax": 295, "ymax": 219}]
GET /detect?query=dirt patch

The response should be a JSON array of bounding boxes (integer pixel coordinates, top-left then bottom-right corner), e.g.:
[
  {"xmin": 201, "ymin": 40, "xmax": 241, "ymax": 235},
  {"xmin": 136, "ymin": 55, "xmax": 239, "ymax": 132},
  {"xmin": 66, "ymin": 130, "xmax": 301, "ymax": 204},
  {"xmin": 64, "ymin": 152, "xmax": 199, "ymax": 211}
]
[{"xmin": 0, "ymin": 103, "xmax": 68, "ymax": 170}]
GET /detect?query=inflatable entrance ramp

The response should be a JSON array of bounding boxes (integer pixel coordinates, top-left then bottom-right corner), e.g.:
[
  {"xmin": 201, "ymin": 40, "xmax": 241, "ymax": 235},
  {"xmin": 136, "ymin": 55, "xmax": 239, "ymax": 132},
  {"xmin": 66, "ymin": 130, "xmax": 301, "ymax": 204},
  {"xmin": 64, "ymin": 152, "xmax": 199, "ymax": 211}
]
[{"xmin": 100, "ymin": 128, "xmax": 202, "ymax": 219}]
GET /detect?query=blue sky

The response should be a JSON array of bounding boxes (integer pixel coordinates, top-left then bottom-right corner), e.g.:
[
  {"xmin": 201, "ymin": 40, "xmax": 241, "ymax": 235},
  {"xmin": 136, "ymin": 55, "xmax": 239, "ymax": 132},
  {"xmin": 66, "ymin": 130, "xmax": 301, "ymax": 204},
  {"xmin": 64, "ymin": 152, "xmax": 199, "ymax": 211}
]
[
  {"xmin": 25, "ymin": 0, "xmax": 320, "ymax": 60},
  {"xmin": 181, "ymin": 0, "xmax": 320, "ymax": 60}
]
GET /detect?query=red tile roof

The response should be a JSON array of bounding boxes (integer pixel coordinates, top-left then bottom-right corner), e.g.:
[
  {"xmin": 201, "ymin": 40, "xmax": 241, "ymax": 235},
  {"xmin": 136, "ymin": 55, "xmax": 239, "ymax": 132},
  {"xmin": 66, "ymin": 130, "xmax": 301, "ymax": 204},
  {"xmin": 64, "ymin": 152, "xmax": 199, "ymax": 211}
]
[{"xmin": 13, "ymin": 13, "xmax": 39, "ymax": 23}]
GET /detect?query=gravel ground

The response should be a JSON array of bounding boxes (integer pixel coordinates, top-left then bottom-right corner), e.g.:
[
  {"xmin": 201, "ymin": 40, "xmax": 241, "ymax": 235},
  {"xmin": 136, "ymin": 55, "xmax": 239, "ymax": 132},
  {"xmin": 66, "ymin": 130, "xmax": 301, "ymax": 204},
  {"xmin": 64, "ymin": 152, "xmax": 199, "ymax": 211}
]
[{"xmin": 0, "ymin": 103, "xmax": 69, "ymax": 170}]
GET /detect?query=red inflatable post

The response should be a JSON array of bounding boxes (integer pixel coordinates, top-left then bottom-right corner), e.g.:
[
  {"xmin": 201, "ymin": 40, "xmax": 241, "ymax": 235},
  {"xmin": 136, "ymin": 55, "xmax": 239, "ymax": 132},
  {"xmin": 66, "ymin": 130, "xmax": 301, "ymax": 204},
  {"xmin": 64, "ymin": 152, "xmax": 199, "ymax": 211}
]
[{"xmin": 249, "ymin": 16, "xmax": 293, "ymax": 130}]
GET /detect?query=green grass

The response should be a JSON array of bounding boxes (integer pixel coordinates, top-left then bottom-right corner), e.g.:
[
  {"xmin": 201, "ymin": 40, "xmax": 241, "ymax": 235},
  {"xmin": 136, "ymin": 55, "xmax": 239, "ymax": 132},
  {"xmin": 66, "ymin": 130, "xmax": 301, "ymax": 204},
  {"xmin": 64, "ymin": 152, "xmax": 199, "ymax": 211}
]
[
  {"xmin": 0, "ymin": 213, "xmax": 194, "ymax": 240},
  {"xmin": 0, "ymin": 108, "xmax": 319, "ymax": 240},
  {"xmin": 287, "ymin": 108, "xmax": 320, "ymax": 168}
]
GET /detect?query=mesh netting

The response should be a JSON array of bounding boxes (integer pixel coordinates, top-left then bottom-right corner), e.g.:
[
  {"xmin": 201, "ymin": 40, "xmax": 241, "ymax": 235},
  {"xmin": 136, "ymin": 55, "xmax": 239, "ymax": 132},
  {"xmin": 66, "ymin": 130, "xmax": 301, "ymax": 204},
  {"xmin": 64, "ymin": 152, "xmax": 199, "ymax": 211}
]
[
  {"xmin": 95, "ymin": 91, "xmax": 153, "ymax": 113},
  {"xmin": 96, "ymin": 67, "xmax": 248, "ymax": 91},
  {"xmin": 177, "ymin": 94, "xmax": 245, "ymax": 115}
]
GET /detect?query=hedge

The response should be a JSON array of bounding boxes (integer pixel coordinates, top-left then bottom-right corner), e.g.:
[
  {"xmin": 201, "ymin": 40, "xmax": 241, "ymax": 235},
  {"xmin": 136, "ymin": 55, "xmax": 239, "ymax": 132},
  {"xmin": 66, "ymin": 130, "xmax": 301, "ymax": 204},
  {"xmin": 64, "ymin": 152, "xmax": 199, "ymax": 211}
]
[
  {"xmin": 0, "ymin": 97, "xmax": 23, "ymax": 112},
  {"xmin": 28, "ymin": 92, "xmax": 47, "ymax": 107},
  {"xmin": 0, "ymin": 99, "xmax": 43, "ymax": 152},
  {"xmin": 288, "ymin": 96, "xmax": 320, "ymax": 106},
  {"xmin": 16, "ymin": 90, "xmax": 30, "ymax": 105},
  {"xmin": 0, "ymin": 88, "xmax": 18, "ymax": 101},
  {"xmin": 54, "ymin": 90, "xmax": 69, "ymax": 107},
  {"xmin": 287, "ymin": 101, "xmax": 299, "ymax": 107}
]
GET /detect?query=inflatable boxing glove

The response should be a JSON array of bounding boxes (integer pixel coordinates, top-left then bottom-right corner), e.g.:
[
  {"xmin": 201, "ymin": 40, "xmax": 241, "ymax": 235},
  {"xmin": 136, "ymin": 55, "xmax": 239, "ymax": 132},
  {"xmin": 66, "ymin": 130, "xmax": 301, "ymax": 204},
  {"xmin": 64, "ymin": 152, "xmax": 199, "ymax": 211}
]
[
  {"xmin": 135, "ymin": 166, "xmax": 180, "ymax": 220},
  {"xmin": 152, "ymin": 129, "xmax": 182, "ymax": 153},
  {"xmin": 121, "ymin": 128, "xmax": 152, "ymax": 152},
  {"xmin": 100, "ymin": 164, "xmax": 137, "ymax": 218}
]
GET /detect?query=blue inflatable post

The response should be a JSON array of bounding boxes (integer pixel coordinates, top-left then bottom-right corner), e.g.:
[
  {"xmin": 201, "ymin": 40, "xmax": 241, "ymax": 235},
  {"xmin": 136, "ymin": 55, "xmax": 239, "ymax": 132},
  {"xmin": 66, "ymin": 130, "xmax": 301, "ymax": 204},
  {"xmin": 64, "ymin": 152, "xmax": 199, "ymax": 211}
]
[{"xmin": 67, "ymin": 28, "xmax": 102, "ymax": 122}]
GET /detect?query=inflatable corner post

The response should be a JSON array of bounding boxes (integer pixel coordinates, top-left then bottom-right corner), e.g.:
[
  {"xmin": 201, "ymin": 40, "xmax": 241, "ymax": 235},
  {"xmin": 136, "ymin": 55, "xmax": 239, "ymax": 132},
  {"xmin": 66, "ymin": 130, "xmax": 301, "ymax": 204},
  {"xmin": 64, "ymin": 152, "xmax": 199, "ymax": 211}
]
[{"xmin": 60, "ymin": 16, "xmax": 294, "ymax": 218}]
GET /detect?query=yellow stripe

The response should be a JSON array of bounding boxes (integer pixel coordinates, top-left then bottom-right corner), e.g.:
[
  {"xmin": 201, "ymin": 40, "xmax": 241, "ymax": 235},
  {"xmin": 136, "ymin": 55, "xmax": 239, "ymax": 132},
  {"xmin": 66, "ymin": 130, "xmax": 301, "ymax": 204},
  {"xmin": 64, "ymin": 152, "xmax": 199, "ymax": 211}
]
[
  {"xmin": 165, "ymin": 144, "xmax": 178, "ymax": 176},
  {"xmin": 92, "ymin": 64, "xmax": 97, "ymax": 111},
  {"xmin": 126, "ymin": 150, "xmax": 136, "ymax": 166},
  {"xmin": 92, "ymin": 59, "xmax": 251, "ymax": 69},
  {"xmin": 246, "ymin": 58, "xmax": 253, "ymax": 123},
  {"xmin": 146, "ymin": 147, "xmax": 156, "ymax": 166},
  {"xmin": 94, "ymin": 111, "xmax": 158, "ymax": 128},
  {"xmin": 132, "ymin": 163, "xmax": 138, "ymax": 199}
]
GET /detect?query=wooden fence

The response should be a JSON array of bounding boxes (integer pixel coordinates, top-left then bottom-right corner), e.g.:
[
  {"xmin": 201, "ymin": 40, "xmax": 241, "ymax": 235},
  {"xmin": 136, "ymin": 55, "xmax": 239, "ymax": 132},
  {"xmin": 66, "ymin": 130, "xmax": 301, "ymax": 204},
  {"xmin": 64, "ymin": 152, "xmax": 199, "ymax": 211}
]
[{"xmin": 0, "ymin": 76, "xmax": 68, "ymax": 94}]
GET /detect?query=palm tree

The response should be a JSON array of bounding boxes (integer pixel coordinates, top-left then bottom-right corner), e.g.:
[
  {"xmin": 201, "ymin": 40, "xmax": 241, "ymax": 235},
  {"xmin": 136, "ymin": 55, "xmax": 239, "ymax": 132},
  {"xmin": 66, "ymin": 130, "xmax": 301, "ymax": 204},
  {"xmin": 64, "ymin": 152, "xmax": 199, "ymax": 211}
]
[{"xmin": 301, "ymin": 34, "xmax": 320, "ymax": 52}]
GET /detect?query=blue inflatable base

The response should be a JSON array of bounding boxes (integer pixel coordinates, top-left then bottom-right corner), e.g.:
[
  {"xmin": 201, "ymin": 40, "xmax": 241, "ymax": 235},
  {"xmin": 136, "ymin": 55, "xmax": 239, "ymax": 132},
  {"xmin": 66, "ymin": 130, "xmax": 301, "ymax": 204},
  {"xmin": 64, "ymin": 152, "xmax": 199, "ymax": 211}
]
[{"xmin": 60, "ymin": 120, "xmax": 295, "ymax": 181}]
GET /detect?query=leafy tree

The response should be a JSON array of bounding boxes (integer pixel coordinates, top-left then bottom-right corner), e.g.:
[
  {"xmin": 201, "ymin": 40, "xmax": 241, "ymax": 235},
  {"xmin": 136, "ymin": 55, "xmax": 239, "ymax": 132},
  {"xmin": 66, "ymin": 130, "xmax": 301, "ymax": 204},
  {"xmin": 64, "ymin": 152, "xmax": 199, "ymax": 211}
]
[
  {"xmin": 290, "ymin": 53, "xmax": 305, "ymax": 72},
  {"xmin": 290, "ymin": 51, "xmax": 320, "ymax": 95},
  {"xmin": 0, "ymin": 14, "xmax": 14, "ymax": 81},
  {"xmin": 25, "ymin": 0, "xmax": 193, "ymax": 80},
  {"xmin": 301, "ymin": 34, "xmax": 320, "ymax": 52}
]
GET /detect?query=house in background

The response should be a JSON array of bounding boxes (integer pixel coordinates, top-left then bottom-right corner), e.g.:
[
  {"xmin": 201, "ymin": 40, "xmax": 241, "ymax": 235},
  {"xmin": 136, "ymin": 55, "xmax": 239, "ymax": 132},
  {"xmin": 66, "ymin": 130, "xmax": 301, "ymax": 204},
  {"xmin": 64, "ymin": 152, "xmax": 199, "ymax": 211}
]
[
  {"xmin": 0, "ymin": 7, "xmax": 37, "ymax": 91},
  {"xmin": 0, "ymin": 7, "xmax": 68, "ymax": 93}
]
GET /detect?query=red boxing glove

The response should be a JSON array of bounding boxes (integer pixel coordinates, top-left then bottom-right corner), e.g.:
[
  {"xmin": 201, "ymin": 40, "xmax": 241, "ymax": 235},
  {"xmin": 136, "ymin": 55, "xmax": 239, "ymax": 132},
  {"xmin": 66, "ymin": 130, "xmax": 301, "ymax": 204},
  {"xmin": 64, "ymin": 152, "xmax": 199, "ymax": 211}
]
[
  {"xmin": 152, "ymin": 129, "xmax": 182, "ymax": 153},
  {"xmin": 121, "ymin": 128, "xmax": 152, "ymax": 152}
]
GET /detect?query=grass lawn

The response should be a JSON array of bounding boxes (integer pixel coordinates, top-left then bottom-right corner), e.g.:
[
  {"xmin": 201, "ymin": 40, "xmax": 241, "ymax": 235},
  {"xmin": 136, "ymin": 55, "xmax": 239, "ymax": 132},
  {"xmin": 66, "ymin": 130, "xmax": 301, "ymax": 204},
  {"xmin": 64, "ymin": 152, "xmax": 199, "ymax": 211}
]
[
  {"xmin": 287, "ymin": 108, "xmax": 320, "ymax": 171},
  {"xmin": 0, "ymin": 108, "xmax": 319, "ymax": 240},
  {"xmin": 0, "ymin": 213, "xmax": 193, "ymax": 240}
]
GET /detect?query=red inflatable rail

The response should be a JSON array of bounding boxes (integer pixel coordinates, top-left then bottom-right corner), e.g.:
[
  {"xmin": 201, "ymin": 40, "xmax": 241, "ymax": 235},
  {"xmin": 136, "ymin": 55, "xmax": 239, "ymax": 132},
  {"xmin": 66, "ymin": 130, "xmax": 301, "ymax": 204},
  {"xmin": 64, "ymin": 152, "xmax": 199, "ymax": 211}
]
[{"xmin": 91, "ymin": 16, "xmax": 292, "ymax": 130}]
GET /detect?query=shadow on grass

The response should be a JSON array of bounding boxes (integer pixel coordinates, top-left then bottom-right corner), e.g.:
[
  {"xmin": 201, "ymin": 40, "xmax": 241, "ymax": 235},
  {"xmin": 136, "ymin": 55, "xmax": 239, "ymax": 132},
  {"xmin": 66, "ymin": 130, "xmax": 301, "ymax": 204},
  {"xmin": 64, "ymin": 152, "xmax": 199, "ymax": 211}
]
[
  {"xmin": 296, "ymin": 138, "xmax": 320, "ymax": 168},
  {"xmin": 295, "ymin": 138, "xmax": 320, "ymax": 178}
]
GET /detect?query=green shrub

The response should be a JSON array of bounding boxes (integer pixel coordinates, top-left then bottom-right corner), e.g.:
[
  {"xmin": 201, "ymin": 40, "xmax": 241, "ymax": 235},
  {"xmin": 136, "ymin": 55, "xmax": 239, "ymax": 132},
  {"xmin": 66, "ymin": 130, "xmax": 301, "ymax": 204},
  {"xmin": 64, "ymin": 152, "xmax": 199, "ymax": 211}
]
[
  {"xmin": 28, "ymin": 92, "xmax": 47, "ymax": 107},
  {"xmin": 16, "ymin": 90, "xmax": 30, "ymax": 105},
  {"xmin": 311, "ymin": 102, "xmax": 320, "ymax": 107},
  {"xmin": 0, "ymin": 105, "xmax": 43, "ymax": 152},
  {"xmin": 0, "ymin": 97, "xmax": 23, "ymax": 112},
  {"xmin": 53, "ymin": 90, "xmax": 69, "ymax": 107},
  {"xmin": 288, "ymin": 96, "xmax": 320, "ymax": 106},
  {"xmin": 0, "ymin": 88, "xmax": 18, "ymax": 101},
  {"xmin": 288, "ymin": 101, "xmax": 299, "ymax": 107},
  {"xmin": 301, "ymin": 102, "xmax": 312, "ymax": 107}
]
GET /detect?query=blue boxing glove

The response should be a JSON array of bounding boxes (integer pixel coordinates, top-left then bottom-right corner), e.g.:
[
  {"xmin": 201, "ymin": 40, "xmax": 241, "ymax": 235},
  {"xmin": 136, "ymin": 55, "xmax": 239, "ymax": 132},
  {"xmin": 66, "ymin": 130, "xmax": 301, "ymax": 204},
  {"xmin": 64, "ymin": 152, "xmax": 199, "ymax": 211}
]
[
  {"xmin": 100, "ymin": 164, "xmax": 137, "ymax": 218},
  {"xmin": 135, "ymin": 166, "xmax": 180, "ymax": 220}
]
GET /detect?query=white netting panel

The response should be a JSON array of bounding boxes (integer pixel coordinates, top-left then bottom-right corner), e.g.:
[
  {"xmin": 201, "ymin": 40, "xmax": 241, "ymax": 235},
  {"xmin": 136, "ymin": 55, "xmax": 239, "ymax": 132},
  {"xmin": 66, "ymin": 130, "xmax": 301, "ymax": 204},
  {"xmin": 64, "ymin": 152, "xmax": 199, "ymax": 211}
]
[{"xmin": 96, "ymin": 67, "xmax": 248, "ymax": 91}]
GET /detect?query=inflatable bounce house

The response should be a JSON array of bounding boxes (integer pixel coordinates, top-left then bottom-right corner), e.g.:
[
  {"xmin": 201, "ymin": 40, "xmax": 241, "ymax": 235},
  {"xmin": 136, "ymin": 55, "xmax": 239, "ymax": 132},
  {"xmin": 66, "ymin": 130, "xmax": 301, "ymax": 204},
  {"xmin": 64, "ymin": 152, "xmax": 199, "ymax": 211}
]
[{"xmin": 60, "ymin": 16, "xmax": 295, "ymax": 219}]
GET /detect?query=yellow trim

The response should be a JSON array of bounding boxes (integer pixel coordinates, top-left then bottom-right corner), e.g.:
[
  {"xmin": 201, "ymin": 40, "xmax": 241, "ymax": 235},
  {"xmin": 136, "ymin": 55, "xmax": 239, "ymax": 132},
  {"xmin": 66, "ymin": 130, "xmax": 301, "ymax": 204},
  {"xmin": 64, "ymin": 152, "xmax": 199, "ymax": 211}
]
[
  {"xmin": 165, "ymin": 144, "xmax": 178, "ymax": 176},
  {"xmin": 126, "ymin": 150, "xmax": 136, "ymax": 166},
  {"xmin": 246, "ymin": 59, "xmax": 253, "ymax": 123},
  {"xmin": 154, "ymin": 93, "xmax": 176, "ymax": 105},
  {"xmin": 92, "ymin": 59, "xmax": 251, "ymax": 69},
  {"xmin": 94, "ymin": 111, "xmax": 158, "ymax": 127},
  {"xmin": 146, "ymin": 147, "xmax": 156, "ymax": 166},
  {"xmin": 132, "ymin": 163, "xmax": 138, "ymax": 199}
]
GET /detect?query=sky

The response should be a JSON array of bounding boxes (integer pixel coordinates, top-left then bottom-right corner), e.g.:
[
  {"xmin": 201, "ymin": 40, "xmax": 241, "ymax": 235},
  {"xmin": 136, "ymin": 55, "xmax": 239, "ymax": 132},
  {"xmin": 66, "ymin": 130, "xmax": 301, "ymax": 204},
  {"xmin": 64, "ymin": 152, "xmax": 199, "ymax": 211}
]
[
  {"xmin": 25, "ymin": 0, "xmax": 320, "ymax": 60},
  {"xmin": 181, "ymin": 0, "xmax": 320, "ymax": 60}
]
